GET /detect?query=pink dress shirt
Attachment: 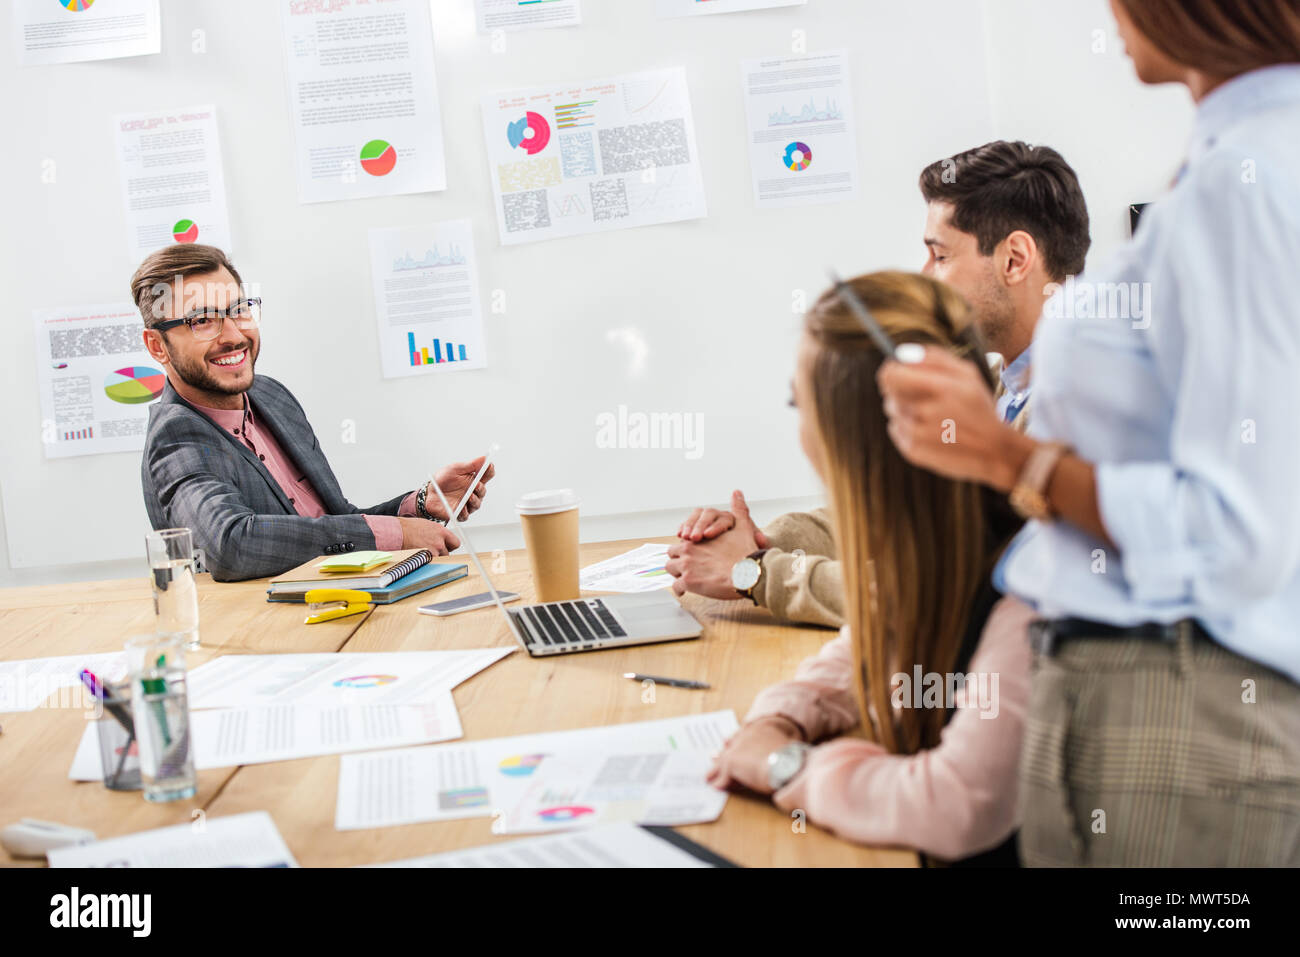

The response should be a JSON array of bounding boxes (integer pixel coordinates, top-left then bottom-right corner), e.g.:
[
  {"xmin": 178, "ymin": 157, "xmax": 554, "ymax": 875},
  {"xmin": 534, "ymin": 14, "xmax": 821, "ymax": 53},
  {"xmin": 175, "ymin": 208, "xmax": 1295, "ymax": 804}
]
[
  {"xmin": 744, "ymin": 595, "xmax": 1035, "ymax": 860},
  {"xmin": 192, "ymin": 398, "xmax": 416, "ymax": 551}
]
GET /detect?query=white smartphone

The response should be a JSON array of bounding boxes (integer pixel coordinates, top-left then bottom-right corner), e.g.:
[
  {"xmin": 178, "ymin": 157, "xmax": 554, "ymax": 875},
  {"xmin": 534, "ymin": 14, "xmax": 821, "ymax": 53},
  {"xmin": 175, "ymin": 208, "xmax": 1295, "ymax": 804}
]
[{"xmin": 419, "ymin": 590, "xmax": 520, "ymax": 617}]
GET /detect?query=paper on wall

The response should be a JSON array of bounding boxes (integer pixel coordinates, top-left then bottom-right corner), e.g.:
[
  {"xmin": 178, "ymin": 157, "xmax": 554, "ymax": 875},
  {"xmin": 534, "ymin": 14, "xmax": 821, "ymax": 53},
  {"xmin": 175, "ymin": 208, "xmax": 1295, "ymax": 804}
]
[
  {"xmin": 32, "ymin": 304, "xmax": 163, "ymax": 459},
  {"xmin": 278, "ymin": 0, "xmax": 447, "ymax": 204},
  {"xmin": 368, "ymin": 220, "xmax": 487, "ymax": 379},
  {"xmin": 476, "ymin": 0, "xmax": 581, "ymax": 33},
  {"xmin": 741, "ymin": 50, "xmax": 860, "ymax": 208},
  {"xmin": 480, "ymin": 66, "xmax": 707, "ymax": 245},
  {"xmin": 12, "ymin": 0, "xmax": 160, "ymax": 66},
  {"xmin": 114, "ymin": 104, "xmax": 234, "ymax": 263},
  {"xmin": 657, "ymin": 0, "xmax": 805, "ymax": 17}
]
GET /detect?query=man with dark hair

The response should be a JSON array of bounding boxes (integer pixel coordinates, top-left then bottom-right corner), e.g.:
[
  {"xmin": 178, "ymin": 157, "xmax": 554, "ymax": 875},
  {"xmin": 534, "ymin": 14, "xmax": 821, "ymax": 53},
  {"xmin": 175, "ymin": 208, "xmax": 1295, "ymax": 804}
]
[
  {"xmin": 136, "ymin": 244, "xmax": 492, "ymax": 582},
  {"xmin": 665, "ymin": 141, "xmax": 1091, "ymax": 627},
  {"xmin": 918, "ymin": 140, "xmax": 1090, "ymax": 427}
]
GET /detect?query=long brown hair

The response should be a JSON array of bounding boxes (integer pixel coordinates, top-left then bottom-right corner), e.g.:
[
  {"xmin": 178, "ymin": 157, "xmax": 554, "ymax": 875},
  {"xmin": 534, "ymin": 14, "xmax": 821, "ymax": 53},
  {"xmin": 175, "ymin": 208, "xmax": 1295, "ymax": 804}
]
[
  {"xmin": 1116, "ymin": 0, "xmax": 1300, "ymax": 76},
  {"xmin": 801, "ymin": 271, "xmax": 1015, "ymax": 754}
]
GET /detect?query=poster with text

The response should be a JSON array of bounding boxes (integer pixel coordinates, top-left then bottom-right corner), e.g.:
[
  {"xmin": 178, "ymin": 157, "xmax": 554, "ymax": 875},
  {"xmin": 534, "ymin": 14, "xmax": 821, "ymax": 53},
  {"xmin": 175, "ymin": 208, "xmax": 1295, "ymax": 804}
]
[
  {"xmin": 13, "ymin": 0, "xmax": 160, "ymax": 66},
  {"xmin": 741, "ymin": 50, "xmax": 860, "ymax": 208},
  {"xmin": 368, "ymin": 220, "xmax": 487, "ymax": 379},
  {"xmin": 657, "ymin": 0, "xmax": 805, "ymax": 18},
  {"xmin": 34, "ymin": 304, "xmax": 162, "ymax": 459},
  {"xmin": 280, "ymin": 0, "xmax": 447, "ymax": 204},
  {"xmin": 476, "ymin": 0, "xmax": 581, "ymax": 33},
  {"xmin": 480, "ymin": 66, "xmax": 708, "ymax": 245},
  {"xmin": 114, "ymin": 104, "xmax": 233, "ymax": 264}
]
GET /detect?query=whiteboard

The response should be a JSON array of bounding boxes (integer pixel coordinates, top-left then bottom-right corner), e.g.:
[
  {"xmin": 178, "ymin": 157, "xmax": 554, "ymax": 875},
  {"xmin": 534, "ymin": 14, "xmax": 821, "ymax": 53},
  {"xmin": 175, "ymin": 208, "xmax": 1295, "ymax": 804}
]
[{"xmin": 0, "ymin": 0, "xmax": 998, "ymax": 570}]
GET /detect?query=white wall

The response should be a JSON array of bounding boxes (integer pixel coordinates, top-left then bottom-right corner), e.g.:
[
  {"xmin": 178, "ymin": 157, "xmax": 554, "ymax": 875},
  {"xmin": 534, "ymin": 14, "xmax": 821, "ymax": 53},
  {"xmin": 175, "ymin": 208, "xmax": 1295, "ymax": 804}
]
[{"xmin": 0, "ymin": 0, "xmax": 1193, "ymax": 587}]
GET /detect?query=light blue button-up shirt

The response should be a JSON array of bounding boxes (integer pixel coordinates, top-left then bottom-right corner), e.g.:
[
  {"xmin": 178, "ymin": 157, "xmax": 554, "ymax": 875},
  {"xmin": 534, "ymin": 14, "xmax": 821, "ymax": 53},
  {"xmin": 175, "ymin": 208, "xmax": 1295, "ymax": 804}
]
[
  {"xmin": 995, "ymin": 345, "xmax": 1033, "ymax": 425},
  {"xmin": 1000, "ymin": 64, "xmax": 1300, "ymax": 683}
]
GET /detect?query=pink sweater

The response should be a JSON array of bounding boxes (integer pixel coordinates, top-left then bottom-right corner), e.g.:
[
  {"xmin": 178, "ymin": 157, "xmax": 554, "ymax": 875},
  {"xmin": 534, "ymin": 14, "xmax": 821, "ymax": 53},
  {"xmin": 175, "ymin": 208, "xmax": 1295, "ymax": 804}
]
[{"xmin": 745, "ymin": 595, "xmax": 1034, "ymax": 860}]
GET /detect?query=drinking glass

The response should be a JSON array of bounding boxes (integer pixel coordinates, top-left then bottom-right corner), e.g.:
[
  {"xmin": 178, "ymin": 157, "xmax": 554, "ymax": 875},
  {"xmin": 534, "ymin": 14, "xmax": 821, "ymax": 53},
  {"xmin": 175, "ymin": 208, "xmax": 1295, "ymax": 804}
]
[
  {"xmin": 145, "ymin": 528, "xmax": 200, "ymax": 650},
  {"xmin": 125, "ymin": 633, "xmax": 196, "ymax": 803}
]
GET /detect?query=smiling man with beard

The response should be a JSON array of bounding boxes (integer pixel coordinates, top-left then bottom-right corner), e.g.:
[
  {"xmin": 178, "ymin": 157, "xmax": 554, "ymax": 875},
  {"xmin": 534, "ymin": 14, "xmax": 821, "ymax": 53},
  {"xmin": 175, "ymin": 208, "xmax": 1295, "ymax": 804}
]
[{"xmin": 135, "ymin": 244, "xmax": 492, "ymax": 582}]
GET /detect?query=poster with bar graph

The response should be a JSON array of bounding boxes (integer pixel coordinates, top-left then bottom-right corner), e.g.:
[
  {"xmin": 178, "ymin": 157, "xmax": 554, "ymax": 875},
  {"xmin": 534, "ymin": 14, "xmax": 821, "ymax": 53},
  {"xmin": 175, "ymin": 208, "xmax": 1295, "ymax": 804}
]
[
  {"xmin": 33, "ymin": 303, "xmax": 163, "ymax": 459},
  {"xmin": 368, "ymin": 220, "xmax": 488, "ymax": 379}
]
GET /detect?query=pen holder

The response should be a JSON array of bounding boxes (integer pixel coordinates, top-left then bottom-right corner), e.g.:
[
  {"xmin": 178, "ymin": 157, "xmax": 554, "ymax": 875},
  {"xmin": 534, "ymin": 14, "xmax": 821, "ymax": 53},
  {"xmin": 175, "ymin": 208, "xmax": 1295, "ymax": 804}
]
[{"xmin": 95, "ymin": 688, "xmax": 142, "ymax": 791}]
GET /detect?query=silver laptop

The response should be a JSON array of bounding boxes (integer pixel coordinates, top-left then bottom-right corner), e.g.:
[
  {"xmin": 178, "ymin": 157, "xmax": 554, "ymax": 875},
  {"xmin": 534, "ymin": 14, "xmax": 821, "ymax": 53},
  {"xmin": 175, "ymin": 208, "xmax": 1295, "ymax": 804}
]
[{"xmin": 438, "ymin": 495, "xmax": 702, "ymax": 656}]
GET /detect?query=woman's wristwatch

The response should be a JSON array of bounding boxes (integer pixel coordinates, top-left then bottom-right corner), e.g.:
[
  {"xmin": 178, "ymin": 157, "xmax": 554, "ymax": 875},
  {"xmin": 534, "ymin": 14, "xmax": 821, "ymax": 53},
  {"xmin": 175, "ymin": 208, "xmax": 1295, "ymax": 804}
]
[
  {"xmin": 731, "ymin": 549, "xmax": 769, "ymax": 604},
  {"xmin": 767, "ymin": 741, "xmax": 812, "ymax": 791}
]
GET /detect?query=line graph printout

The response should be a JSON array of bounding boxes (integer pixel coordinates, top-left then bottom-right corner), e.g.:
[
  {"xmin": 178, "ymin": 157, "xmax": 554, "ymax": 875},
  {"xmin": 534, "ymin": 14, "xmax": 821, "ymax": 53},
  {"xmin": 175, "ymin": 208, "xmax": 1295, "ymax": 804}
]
[
  {"xmin": 481, "ymin": 67, "xmax": 707, "ymax": 245},
  {"xmin": 741, "ymin": 50, "xmax": 860, "ymax": 208}
]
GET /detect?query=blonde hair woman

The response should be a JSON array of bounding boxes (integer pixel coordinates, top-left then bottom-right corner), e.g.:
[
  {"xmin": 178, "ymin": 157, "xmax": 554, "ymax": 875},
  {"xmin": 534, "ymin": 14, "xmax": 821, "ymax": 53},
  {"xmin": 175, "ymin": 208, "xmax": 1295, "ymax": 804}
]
[{"xmin": 707, "ymin": 271, "xmax": 1034, "ymax": 863}]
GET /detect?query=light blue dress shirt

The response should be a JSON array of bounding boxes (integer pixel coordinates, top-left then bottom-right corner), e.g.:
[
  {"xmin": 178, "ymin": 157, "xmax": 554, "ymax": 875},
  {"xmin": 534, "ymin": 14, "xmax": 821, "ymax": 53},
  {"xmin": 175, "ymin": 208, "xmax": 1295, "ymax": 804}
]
[
  {"xmin": 1000, "ymin": 64, "xmax": 1300, "ymax": 683},
  {"xmin": 995, "ymin": 345, "xmax": 1033, "ymax": 425}
]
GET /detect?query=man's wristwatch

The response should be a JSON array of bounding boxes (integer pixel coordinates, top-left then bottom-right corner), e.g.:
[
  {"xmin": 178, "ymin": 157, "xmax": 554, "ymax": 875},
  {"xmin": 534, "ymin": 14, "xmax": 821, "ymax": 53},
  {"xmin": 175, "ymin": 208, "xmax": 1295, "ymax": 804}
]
[
  {"xmin": 731, "ymin": 549, "xmax": 769, "ymax": 605},
  {"xmin": 1008, "ymin": 441, "xmax": 1071, "ymax": 521},
  {"xmin": 767, "ymin": 741, "xmax": 812, "ymax": 791}
]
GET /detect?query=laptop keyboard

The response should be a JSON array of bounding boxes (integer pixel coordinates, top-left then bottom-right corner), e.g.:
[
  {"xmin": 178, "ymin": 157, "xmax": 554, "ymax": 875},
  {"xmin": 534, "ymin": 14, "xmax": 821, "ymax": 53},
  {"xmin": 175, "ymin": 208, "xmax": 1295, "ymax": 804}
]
[{"xmin": 511, "ymin": 599, "xmax": 627, "ymax": 649}]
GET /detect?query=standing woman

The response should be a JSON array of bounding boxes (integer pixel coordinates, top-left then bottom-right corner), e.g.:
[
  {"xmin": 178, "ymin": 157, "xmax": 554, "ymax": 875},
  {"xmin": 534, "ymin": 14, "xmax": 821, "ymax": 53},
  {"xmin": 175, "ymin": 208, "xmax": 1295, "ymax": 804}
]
[{"xmin": 878, "ymin": 0, "xmax": 1300, "ymax": 866}]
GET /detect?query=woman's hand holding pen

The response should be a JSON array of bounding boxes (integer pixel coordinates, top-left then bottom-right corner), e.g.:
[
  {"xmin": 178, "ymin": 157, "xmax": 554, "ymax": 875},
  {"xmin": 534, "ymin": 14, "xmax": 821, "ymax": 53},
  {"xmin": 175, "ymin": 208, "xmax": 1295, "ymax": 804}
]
[{"xmin": 707, "ymin": 716, "xmax": 804, "ymax": 795}]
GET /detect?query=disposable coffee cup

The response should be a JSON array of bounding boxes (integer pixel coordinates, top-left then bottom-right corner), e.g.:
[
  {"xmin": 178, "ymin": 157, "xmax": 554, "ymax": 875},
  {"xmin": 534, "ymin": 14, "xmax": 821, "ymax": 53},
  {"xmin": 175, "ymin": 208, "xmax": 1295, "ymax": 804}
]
[{"xmin": 516, "ymin": 489, "xmax": 580, "ymax": 603}]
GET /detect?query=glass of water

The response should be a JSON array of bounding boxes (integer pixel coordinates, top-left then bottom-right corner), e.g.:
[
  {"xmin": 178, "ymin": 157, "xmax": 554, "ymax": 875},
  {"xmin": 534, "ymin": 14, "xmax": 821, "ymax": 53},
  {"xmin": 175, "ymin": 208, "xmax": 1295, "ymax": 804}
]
[
  {"xmin": 125, "ymin": 633, "xmax": 196, "ymax": 804},
  {"xmin": 145, "ymin": 528, "xmax": 199, "ymax": 650}
]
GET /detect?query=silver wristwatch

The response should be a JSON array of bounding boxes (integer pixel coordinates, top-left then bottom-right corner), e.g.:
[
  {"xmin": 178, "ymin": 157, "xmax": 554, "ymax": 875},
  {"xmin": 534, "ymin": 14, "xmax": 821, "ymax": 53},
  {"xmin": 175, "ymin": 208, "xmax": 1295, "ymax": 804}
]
[{"xmin": 767, "ymin": 741, "xmax": 812, "ymax": 791}]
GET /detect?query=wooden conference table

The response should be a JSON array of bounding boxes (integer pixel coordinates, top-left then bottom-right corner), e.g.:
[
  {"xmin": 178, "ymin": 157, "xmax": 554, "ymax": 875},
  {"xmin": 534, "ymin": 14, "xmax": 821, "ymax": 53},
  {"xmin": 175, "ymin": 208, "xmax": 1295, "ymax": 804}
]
[{"xmin": 0, "ymin": 538, "xmax": 917, "ymax": 868}]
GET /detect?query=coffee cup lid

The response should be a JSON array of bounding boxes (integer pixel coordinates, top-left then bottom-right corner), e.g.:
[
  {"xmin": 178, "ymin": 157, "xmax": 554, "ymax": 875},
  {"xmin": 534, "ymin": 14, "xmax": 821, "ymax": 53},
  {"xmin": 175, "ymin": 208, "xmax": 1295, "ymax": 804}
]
[{"xmin": 515, "ymin": 488, "xmax": 579, "ymax": 516}]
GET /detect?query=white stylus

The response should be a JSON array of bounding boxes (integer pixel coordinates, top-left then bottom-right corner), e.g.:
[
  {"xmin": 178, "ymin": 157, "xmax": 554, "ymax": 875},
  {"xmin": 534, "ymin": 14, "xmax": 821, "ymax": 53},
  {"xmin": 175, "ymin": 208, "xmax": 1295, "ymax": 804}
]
[{"xmin": 430, "ymin": 442, "xmax": 498, "ymax": 524}]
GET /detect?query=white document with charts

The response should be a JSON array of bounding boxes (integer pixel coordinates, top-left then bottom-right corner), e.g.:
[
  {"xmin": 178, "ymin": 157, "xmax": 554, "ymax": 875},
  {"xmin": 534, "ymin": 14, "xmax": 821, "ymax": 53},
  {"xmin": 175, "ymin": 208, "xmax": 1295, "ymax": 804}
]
[
  {"xmin": 335, "ymin": 710, "xmax": 737, "ymax": 830},
  {"xmin": 480, "ymin": 66, "xmax": 707, "ymax": 245}
]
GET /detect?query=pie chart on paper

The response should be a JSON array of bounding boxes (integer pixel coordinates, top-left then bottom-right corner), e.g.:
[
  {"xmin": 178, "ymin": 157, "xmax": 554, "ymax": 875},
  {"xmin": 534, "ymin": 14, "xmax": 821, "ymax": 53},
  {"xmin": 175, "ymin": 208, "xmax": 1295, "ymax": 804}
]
[
  {"xmin": 104, "ymin": 366, "xmax": 165, "ymax": 405},
  {"xmin": 172, "ymin": 219, "xmax": 199, "ymax": 243},
  {"xmin": 359, "ymin": 139, "xmax": 397, "ymax": 176}
]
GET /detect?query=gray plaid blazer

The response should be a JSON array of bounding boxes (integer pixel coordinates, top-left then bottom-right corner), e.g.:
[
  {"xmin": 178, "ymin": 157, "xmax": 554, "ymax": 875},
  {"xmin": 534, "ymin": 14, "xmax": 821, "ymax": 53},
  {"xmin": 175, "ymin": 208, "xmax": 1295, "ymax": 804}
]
[{"xmin": 142, "ymin": 375, "xmax": 410, "ymax": 582}]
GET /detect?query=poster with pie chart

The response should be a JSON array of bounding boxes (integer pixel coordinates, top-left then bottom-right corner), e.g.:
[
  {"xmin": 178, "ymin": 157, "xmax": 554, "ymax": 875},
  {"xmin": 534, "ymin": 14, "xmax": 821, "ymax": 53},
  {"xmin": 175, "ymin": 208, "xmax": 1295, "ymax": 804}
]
[
  {"xmin": 34, "ymin": 303, "xmax": 164, "ymax": 460},
  {"xmin": 104, "ymin": 366, "xmax": 165, "ymax": 405}
]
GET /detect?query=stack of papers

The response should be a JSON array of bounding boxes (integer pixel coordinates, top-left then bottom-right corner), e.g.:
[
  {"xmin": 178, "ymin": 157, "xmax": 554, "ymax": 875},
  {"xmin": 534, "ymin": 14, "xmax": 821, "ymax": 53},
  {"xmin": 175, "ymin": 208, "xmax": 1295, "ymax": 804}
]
[
  {"xmin": 68, "ymin": 649, "xmax": 513, "ymax": 778},
  {"xmin": 335, "ymin": 710, "xmax": 737, "ymax": 832},
  {"xmin": 580, "ymin": 543, "xmax": 673, "ymax": 593},
  {"xmin": 370, "ymin": 821, "xmax": 729, "ymax": 868},
  {"xmin": 48, "ymin": 812, "xmax": 297, "ymax": 868}
]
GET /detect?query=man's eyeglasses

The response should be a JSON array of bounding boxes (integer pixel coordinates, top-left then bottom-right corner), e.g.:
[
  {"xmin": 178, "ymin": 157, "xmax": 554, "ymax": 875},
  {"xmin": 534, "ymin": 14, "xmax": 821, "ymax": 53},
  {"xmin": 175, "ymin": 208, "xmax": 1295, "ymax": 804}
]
[{"xmin": 152, "ymin": 298, "xmax": 262, "ymax": 342}]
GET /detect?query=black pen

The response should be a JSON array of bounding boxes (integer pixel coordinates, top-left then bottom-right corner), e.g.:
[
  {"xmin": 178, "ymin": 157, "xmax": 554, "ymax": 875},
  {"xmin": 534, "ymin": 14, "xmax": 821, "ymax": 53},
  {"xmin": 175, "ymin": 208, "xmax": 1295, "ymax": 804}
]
[{"xmin": 624, "ymin": 672, "xmax": 711, "ymax": 690}]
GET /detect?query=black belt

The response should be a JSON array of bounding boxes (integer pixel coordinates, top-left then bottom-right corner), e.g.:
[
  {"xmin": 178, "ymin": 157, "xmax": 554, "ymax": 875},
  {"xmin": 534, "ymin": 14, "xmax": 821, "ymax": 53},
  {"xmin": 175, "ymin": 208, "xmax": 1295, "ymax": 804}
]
[{"xmin": 1028, "ymin": 616, "xmax": 1209, "ymax": 657}]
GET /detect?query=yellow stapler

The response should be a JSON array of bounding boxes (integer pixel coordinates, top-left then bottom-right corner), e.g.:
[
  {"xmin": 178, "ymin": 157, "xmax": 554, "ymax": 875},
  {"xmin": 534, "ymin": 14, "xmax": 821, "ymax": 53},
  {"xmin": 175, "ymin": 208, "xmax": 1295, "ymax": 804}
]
[{"xmin": 302, "ymin": 588, "xmax": 372, "ymax": 625}]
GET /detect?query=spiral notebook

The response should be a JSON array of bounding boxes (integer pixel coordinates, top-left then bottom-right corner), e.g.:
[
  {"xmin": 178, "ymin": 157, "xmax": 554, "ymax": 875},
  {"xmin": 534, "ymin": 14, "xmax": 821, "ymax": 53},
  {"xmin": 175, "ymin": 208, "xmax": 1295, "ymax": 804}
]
[{"xmin": 267, "ymin": 548, "xmax": 433, "ymax": 596}]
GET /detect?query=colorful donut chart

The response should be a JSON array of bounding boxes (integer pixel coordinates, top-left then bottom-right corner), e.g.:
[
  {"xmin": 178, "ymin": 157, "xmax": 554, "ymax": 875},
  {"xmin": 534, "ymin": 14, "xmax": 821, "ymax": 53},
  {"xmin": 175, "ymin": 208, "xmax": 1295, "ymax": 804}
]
[{"xmin": 783, "ymin": 141, "xmax": 813, "ymax": 171}]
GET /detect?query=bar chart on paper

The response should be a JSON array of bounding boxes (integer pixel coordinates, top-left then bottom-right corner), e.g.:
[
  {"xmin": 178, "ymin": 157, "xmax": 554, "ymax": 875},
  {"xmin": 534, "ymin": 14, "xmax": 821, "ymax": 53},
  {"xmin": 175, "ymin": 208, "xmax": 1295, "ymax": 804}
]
[
  {"xmin": 408, "ymin": 333, "xmax": 470, "ymax": 367},
  {"xmin": 369, "ymin": 220, "xmax": 488, "ymax": 378}
]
